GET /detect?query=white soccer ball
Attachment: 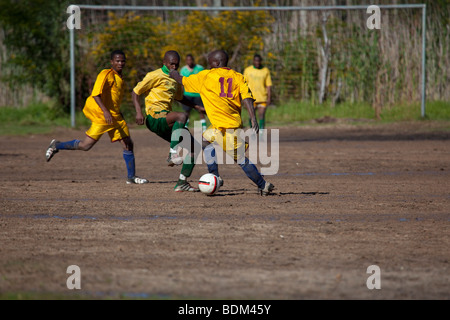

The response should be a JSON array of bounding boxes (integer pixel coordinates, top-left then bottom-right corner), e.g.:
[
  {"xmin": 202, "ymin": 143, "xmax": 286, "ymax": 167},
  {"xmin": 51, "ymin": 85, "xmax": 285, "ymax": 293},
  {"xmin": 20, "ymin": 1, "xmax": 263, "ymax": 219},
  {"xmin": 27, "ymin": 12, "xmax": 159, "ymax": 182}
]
[{"xmin": 198, "ymin": 173, "xmax": 220, "ymax": 195}]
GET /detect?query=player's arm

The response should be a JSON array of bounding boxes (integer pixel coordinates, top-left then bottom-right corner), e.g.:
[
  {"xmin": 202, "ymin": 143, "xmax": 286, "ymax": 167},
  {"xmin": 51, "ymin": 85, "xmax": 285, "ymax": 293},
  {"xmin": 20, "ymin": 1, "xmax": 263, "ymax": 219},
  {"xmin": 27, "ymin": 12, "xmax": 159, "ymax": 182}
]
[
  {"xmin": 266, "ymin": 86, "xmax": 272, "ymax": 106},
  {"xmin": 170, "ymin": 69, "xmax": 204, "ymax": 93},
  {"xmin": 171, "ymin": 70, "xmax": 205, "ymax": 113},
  {"xmin": 132, "ymin": 91, "xmax": 145, "ymax": 126},
  {"xmin": 91, "ymin": 71, "xmax": 113, "ymax": 125},
  {"xmin": 169, "ymin": 69, "xmax": 183, "ymax": 85},
  {"xmin": 266, "ymin": 71, "xmax": 273, "ymax": 106},
  {"xmin": 238, "ymin": 74, "xmax": 259, "ymax": 133},
  {"xmin": 178, "ymin": 96, "xmax": 206, "ymax": 114},
  {"xmin": 132, "ymin": 73, "xmax": 155, "ymax": 126},
  {"xmin": 243, "ymin": 98, "xmax": 259, "ymax": 134},
  {"xmin": 93, "ymin": 95, "xmax": 113, "ymax": 125}
]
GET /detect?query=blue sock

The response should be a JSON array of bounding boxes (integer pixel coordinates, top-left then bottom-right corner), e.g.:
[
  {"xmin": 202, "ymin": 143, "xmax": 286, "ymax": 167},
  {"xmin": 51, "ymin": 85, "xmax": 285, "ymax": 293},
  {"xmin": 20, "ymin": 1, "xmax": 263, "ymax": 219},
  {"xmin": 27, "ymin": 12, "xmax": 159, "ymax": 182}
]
[
  {"xmin": 204, "ymin": 144, "xmax": 219, "ymax": 176},
  {"xmin": 56, "ymin": 140, "xmax": 80, "ymax": 150},
  {"xmin": 207, "ymin": 163, "xmax": 219, "ymax": 177},
  {"xmin": 123, "ymin": 150, "xmax": 136, "ymax": 179},
  {"xmin": 239, "ymin": 157, "xmax": 265, "ymax": 189}
]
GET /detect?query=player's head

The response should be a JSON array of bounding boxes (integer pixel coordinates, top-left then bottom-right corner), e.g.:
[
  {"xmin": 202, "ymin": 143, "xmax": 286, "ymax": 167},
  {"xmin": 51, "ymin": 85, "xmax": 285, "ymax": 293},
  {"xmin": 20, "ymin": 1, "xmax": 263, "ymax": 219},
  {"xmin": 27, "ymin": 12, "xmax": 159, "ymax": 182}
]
[
  {"xmin": 208, "ymin": 50, "xmax": 229, "ymax": 69},
  {"xmin": 110, "ymin": 50, "xmax": 126, "ymax": 74},
  {"xmin": 163, "ymin": 50, "xmax": 181, "ymax": 71},
  {"xmin": 186, "ymin": 54, "xmax": 196, "ymax": 68},
  {"xmin": 253, "ymin": 54, "xmax": 263, "ymax": 69}
]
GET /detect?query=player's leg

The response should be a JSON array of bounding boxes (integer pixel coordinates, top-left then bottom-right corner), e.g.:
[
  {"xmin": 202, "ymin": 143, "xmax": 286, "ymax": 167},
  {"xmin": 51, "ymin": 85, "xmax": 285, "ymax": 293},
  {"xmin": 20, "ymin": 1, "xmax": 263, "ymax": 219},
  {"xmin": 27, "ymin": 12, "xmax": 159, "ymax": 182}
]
[
  {"xmin": 202, "ymin": 128, "xmax": 224, "ymax": 187},
  {"xmin": 203, "ymin": 144, "xmax": 224, "ymax": 188},
  {"xmin": 145, "ymin": 113, "xmax": 198, "ymax": 192},
  {"xmin": 144, "ymin": 113, "xmax": 182, "ymax": 166},
  {"xmin": 226, "ymin": 129, "xmax": 274, "ymax": 196},
  {"xmin": 195, "ymin": 96, "xmax": 207, "ymax": 133},
  {"xmin": 174, "ymin": 132, "xmax": 200, "ymax": 192},
  {"xmin": 166, "ymin": 111, "xmax": 189, "ymax": 166},
  {"xmin": 58, "ymin": 122, "xmax": 104, "ymax": 152},
  {"xmin": 203, "ymin": 141, "xmax": 219, "ymax": 177},
  {"xmin": 78, "ymin": 136, "xmax": 98, "ymax": 151},
  {"xmin": 111, "ymin": 121, "xmax": 149, "ymax": 185},
  {"xmin": 231, "ymin": 135, "xmax": 264, "ymax": 191},
  {"xmin": 257, "ymin": 105, "xmax": 267, "ymax": 132},
  {"xmin": 181, "ymin": 103, "xmax": 192, "ymax": 129},
  {"xmin": 45, "ymin": 135, "xmax": 97, "ymax": 162},
  {"xmin": 237, "ymin": 157, "xmax": 274, "ymax": 196},
  {"xmin": 166, "ymin": 111, "xmax": 188, "ymax": 130},
  {"xmin": 118, "ymin": 137, "xmax": 149, "ymax": 185}
]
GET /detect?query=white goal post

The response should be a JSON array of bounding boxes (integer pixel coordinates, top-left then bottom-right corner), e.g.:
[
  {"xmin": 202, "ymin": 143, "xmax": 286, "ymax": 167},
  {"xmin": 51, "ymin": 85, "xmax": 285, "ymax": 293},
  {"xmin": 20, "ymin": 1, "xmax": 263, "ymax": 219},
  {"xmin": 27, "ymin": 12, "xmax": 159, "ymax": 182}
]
[{"xmin": 68, "ymin": 4, "xmax": 427, "ymax": 127}]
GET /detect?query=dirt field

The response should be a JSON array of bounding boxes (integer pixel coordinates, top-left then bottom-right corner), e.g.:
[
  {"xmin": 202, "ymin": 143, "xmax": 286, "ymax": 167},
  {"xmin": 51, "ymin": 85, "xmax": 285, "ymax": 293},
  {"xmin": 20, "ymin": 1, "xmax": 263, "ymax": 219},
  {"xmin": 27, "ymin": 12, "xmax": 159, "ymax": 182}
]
[{"xmin": 0, "ymin": 121, "xmax": 449, "ymax": 300}]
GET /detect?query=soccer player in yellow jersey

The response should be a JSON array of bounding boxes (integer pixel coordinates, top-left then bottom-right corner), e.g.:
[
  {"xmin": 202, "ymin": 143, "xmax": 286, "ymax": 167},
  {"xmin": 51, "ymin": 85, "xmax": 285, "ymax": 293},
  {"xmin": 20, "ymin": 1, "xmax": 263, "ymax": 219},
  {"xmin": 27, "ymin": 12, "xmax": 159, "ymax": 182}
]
[
  {"xmin": 243, "ymin": 54, "xmax": 272, "ymax": 132},
  {"xmin": 132, "ymin": 50, "xmax": 203, "ymax": 192},
  {"xmin": 170, "ymin": 50, "xmax": 275, "ymax": 196},
  {"xmin": 45, "ymin": 50, "xmax": 148, "ymax": 185}
]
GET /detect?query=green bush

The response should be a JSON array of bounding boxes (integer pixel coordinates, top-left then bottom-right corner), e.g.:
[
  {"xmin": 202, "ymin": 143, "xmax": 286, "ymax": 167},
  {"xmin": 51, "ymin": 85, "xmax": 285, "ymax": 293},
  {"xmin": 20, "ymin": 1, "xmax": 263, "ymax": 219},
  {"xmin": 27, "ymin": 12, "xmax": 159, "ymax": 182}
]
[{"xmin": 0, "ymin": 102, "xmax": 89, "ymax": 135}]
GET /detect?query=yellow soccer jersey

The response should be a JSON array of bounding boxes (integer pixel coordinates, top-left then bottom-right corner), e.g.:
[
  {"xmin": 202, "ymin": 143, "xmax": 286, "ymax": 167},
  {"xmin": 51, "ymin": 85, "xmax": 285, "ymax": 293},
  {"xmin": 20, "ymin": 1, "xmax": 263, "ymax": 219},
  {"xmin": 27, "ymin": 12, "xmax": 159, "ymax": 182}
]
[
  {"xmin": 83, "ymin": 69, "xmax": 125, "ymax": 125},
  {"xmin": 243, "ymin": 66, "xmax": 272, "ymax": 104},
  {"xmin": 182, "ymin": 68, "xmax": 253, "ymax": 130},
  {"xmin": 133, "ymin": 68, "xmax": 184, "ymax": 119}
]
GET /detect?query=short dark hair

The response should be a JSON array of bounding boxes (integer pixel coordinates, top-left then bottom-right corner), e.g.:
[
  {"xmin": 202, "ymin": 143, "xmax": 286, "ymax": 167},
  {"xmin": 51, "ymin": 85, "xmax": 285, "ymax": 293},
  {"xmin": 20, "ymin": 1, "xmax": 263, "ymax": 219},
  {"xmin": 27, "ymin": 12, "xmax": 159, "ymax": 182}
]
[
  {"xmin": 254, "ymin": 54, "xmax": 262, "ymax": 60},
  {"xmin": 111, "ymin": 50, "xmax": 126, "ymax": 60},
  {"xmin": 186, "ymin": 54, "xmax": 194, "ymax": 59},
  {"xmin": 164, "ymin": 50, "xmax": 180, "ymax": 62}
]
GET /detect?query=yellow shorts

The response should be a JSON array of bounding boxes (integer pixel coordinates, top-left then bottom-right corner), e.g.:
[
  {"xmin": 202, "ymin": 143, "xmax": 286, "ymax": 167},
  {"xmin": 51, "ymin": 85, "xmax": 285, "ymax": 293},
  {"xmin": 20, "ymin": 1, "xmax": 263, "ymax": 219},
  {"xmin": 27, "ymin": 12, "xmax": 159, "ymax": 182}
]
[
  {"xmin": 86, "ymin": 119, "xmax": 130, "ymax": 142},
  {"xmin": 254, "ymin": 102, "xmax": 267, "ymax": 109},
  {"xmin": 203, "ymin": 126, "xmax": 249, "ymax": 161}
]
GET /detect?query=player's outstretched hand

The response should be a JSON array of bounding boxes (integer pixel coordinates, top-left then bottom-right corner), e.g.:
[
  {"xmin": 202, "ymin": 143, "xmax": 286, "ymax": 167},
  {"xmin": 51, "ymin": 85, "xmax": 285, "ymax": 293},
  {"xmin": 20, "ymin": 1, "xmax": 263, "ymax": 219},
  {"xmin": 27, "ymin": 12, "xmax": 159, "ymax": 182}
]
[
  {"xmin": 170, "ymin": 69, "xmax": 183, "ymax": 84},
  {"xmin": 103, "ymin": 111, "xmax": 113, "ymax": 125},
  {"xmin": 135, "ymin": 113, "xmax": 145, "ymax": 126},
  {"xmin": 252, "ymin": 120, "xmax": 260, "ymax": 135},
  {"xmin": 169, "ymin": 69, "xmax": 178, "ymax": 77}
]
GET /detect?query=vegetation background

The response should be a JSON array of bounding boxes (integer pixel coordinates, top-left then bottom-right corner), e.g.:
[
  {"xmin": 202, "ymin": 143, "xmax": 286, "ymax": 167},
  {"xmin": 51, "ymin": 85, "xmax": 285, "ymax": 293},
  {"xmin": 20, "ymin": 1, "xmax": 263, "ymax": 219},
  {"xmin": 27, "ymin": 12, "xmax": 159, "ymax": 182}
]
[{"xmin": 0, "ymin": 0, "xmax": 448, "ymax": 133}]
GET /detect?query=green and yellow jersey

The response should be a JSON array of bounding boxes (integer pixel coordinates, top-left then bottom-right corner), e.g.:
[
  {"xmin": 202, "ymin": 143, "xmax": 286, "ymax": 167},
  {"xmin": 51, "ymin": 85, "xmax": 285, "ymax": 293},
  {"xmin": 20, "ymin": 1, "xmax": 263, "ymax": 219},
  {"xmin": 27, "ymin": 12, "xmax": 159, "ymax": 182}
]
[{"xmin": 133, "ymin": 67, "xmax": 184, "ymax": 119}]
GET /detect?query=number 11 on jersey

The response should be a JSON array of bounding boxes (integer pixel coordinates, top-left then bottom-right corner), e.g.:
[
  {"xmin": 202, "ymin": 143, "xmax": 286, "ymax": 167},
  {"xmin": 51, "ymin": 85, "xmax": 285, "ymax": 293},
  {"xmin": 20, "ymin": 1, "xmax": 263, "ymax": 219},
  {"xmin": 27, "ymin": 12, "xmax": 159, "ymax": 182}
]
[{"xmin": 219, "ymin": 77, "xmax": 233, "ymax": 98}]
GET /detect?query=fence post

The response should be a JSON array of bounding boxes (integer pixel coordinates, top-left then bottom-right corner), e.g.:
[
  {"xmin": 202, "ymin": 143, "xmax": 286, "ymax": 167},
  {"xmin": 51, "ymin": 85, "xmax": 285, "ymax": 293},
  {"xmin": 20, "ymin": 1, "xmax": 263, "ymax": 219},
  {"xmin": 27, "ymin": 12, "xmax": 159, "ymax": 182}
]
[
  {"xmin": 70, "ymin": 26, "xmax": 76, "ymax": 128},
  {"xmin": 421, "ymin": 4, "xmax": 427, "ymax": 118}
]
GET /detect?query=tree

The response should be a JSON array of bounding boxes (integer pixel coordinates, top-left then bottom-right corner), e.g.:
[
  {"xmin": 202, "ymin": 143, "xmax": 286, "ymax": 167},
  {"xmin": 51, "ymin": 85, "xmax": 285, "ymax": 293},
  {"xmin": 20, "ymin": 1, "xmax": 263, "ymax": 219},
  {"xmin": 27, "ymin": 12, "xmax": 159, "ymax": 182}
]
[
  {"xmin": 0, "ymin": 0, "xmax": 70, "ymax": 109},
  {"xmin": 164, "ymin": 10, "xmax": 274, "ymax": 71},
  {"xmin": 89, "ymin": 10, "xmax": 274, "ymax": 77},
  {"xmin": 89, "ymin": 12, "xmax": 169, "ymax": 84},
  {"xmin": 87, "ymin": 9, "xmax": 274, "ymax": 111}
]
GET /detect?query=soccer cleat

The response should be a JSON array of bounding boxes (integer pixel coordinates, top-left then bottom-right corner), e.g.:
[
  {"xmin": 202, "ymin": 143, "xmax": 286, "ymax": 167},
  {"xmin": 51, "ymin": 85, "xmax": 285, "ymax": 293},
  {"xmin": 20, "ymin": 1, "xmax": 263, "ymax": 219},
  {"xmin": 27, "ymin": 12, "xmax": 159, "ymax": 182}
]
[
  {"xmin": 174, "ymin": 181, "xmax": 199, "ymax": 193},
  {"xmin": 260, "ymin": 182, "xmax": 275, "ymax": 196},
  {"xmin": 167, "ymin": 150, "xmax": 184, "ymax": 167},
  {"xmin": 126, "ymin": 176, "xmax": 149, "ymax": 185},
  {"xmin": 45, "ymin": 139, "xmax": 59, "ymax": 162},
  {"xmin": 218, "ymin": 176, "xmax": 224, "ymax": 187}
]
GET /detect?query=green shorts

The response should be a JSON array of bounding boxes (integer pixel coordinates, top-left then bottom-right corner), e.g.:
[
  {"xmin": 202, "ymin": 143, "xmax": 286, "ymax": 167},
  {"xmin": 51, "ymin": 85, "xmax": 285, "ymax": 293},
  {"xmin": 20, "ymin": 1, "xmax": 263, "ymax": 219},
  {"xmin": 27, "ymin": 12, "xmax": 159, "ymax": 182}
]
[{"xmin": 145, "ymin": 114, "xmax": 171, "ymax": 142}]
